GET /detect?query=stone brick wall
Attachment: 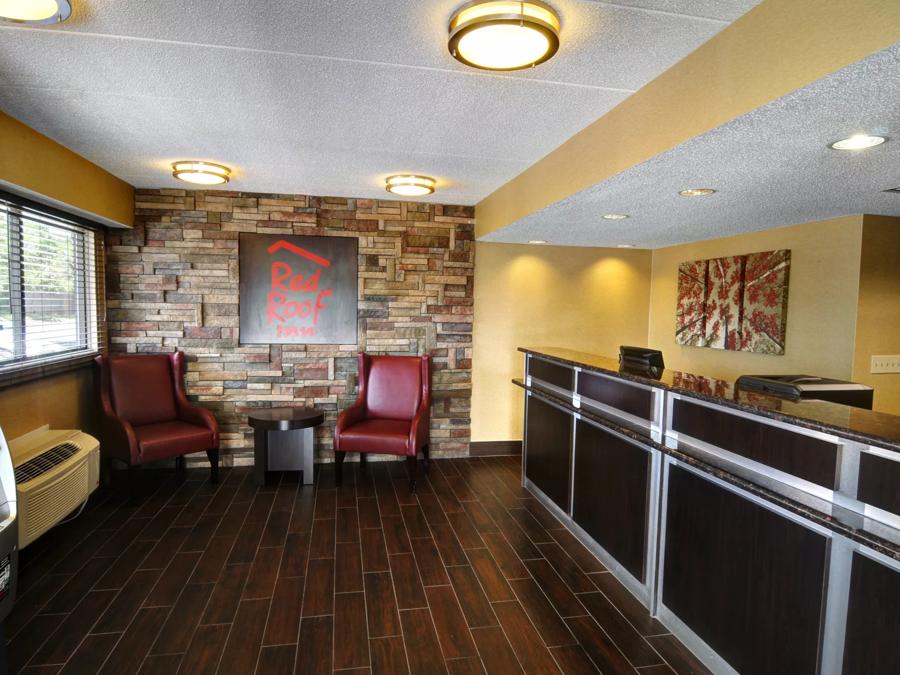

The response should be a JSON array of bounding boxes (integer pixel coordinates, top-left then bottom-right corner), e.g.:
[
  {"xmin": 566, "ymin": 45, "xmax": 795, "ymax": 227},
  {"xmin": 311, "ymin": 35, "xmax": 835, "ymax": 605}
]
[{"xmin": 105, "ymin": 189, "xmax": 475, "ymax": 462}]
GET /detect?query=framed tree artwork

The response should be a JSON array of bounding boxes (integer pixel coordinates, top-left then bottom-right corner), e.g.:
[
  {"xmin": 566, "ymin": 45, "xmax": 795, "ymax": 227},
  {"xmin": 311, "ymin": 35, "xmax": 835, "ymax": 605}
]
[{"xmin": 675, "ymin": 249, "xmax": 791, "ymax": 355}]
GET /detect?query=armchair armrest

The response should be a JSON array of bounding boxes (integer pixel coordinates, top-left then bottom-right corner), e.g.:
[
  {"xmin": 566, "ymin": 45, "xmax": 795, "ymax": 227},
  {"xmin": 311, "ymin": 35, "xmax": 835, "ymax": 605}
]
[
  {"xmin": 408, "ymin": 355, "xmax": 432, "ymax": 453},
  {"xmin": 335, "ymin": 402, "xmax": 366, "ymax": 452},
  {"xmin": 170, "ymin": 352, "xmax": 219, "ymax": 447},
  {"xmin": 95, "ymin": 355, "xmax": 139, "ymax": 463}
]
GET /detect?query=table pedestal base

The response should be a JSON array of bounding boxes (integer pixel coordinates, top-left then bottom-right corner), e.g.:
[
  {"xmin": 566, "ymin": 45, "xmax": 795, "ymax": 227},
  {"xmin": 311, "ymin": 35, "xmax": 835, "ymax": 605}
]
[{"xmin": 254, "ymin": 427, "xmax": 315, "ymax": 486}]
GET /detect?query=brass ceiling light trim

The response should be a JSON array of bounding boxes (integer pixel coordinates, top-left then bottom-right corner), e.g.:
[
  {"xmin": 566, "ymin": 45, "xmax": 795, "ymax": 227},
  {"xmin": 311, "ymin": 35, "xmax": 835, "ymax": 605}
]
[
  {"xmin": 385, "ymin": 174, "xmax": 436, "ymax": 197},
  {"xmin": 678, "ymin": 188, "xmax": 717, "ymax": 197},
  {"xmin": 829, "ymin": 134, "xmax": 887, "ymax": 151},
  {"xmin": 448, "ymin": 1, "xmax": 561, "ymax": 71},
  {"xmin": 172, "ymin": 161, "xmax": 231, "ymax": 186},
  {"xmin": 0, "ymin": 0, "xmax": 71, "ymax": 24}
]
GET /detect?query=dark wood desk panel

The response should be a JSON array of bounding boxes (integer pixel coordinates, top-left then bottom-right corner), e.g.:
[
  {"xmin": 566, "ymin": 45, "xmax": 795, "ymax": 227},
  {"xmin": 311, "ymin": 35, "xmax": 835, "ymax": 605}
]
[
  {"xmin": 671, "ymin": 398, "xmax": 838, "ymax": 489},
  {"xmin": 573, "ymin": 419, "xmax": 649, "ymax": 581},
  {"xmin": 662, "ymin": 464, "xmax": 828, "ymax": 675},
  {"xmin": 525, "ymin": 396, "xmax": 572, "ymax": 513}
]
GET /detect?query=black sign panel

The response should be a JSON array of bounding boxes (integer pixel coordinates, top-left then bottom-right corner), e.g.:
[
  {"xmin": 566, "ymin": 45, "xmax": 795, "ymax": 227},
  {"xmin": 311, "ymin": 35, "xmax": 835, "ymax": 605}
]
[{"xmin": 239, "ymin": 234, "xmax": 358, "ymax": 344}]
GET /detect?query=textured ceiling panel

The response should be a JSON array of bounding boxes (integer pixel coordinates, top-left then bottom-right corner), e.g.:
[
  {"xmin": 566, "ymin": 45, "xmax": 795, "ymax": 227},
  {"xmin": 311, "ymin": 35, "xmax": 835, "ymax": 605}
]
[
  {"xmin": 481, "ymin": 43, "xmax": 900, "ymax": 248},
  {"xmin": 0, "ymin": 0, "xmax": 759, "ymax": 203}
]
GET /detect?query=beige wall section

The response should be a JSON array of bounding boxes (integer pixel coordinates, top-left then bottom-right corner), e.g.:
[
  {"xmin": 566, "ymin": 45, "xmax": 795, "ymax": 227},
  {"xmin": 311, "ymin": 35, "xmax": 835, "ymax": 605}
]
[
  {"xmin": 471, "ymin": 242, "xmax": 651, "ymax": 441},
  {"xmin": 0, "ymin": 110, "xmax": 134, "ymax": 226},
  {"xmin": 852, "ymin": 216, "xmax": 900, "ymax": 415},
  {"xmin": 476, "ymin": 0, "xmax": 900, "ymax": 237},
  {"xmin": 648, "ymin": 216, "xmax": 864, "ymax": 383}
]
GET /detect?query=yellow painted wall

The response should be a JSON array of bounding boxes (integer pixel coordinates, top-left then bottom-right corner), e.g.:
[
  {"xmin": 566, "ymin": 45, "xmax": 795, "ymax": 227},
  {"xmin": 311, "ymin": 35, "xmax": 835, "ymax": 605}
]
[
  {"xmin": 852, "ymin": 215, "xmax": 900, "ymax": 415},
  {"xmin": 0, "ymin": 113, "xmax": 130, "ymax": 441},
  {"xmin": 471, "ymin": 242, "xmax": 651, "ymax": 441},
  {"xmin": 647, "ymin": 216, "xmax": 865, "ymax": 383},
  {"xmin": 0, "ymin": 368, "xmax": 99, "ymax": 441},
  {"xmin": 0, "ymin": 110, "xmax": 133, "ymax": 226},
  {"xmin": 476, "ymin": 0, "xmax": 900, "ymax": 237}
]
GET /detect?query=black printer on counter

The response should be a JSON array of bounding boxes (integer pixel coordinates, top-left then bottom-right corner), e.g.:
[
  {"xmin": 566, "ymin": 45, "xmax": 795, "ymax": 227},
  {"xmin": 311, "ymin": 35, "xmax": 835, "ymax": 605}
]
[{"xmin": 735, "ymin": 374, "xmax": 874, "ymax": 410}]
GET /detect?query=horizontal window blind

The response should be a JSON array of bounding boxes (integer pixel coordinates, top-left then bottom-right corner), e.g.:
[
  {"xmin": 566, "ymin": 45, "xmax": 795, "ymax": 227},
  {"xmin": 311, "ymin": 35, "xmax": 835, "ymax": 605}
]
[{"xmin": 0, "ymin": 196, "xmax": 101, "ymax": 372}]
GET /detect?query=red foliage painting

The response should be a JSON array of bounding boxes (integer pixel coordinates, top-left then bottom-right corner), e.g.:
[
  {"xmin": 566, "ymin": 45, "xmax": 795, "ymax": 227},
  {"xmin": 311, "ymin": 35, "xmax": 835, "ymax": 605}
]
[
  {"xmin": 675, "ymin": 260, "xmax": 708, "ymax": 346},
  {"xmin": 675, "ymin": 249, "xmax": 790, "ymax": 355},
  {"xmin": 703, "ymin": 256, "xmax": 745, "ymax": 350},
  {"xmin": 740, "ymin": 249, "xmax": 791, "ymax": 354}
]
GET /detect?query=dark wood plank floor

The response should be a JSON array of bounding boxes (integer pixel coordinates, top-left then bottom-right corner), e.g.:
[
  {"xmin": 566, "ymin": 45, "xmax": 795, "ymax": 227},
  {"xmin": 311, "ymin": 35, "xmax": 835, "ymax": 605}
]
[{"xmin": 5, "ymin": 455, "xmax": 709, "ymax": 674}]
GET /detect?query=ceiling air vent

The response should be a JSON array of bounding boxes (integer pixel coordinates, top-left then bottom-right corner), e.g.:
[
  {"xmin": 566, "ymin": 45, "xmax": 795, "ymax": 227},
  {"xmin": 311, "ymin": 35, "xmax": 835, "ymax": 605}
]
[{"xmin": 14, "ymin": 442, "xmax": 80, "ymax": 483}]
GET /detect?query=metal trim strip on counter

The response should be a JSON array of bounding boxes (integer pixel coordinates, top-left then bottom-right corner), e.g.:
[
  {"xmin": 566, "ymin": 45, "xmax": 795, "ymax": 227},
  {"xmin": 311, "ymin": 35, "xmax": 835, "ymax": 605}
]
[{"xmin": 664, "ymin": 393, "xmax": 900, "ymax": 533}]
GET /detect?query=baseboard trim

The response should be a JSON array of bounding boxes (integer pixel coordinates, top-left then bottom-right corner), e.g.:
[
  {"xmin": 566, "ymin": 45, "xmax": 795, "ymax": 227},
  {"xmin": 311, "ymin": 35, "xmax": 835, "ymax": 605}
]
[{"xmin": 469, "ymin": 440, "xmax": 522, "ymax": 457}]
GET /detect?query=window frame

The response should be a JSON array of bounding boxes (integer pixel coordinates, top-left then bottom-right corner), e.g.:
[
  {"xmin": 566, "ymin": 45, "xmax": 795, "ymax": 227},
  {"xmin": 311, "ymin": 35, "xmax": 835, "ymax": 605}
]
[{"xmin": 0, "ymin": 190, "xmax": 105, "ymax": 385}]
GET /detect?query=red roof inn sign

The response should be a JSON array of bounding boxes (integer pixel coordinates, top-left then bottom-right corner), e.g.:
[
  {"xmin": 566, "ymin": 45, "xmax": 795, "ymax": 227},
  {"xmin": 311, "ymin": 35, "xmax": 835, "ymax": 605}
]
[{"xmin": 239, "ymin": 234, "xmax": 358, "ymax": 344}]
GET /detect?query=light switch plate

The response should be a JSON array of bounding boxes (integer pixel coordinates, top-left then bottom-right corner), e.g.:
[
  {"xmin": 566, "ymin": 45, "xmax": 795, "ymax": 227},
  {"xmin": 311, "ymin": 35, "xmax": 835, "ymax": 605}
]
[{"xmin": 871, "ymin": 355, "xmax": 900, "ymax": 373}]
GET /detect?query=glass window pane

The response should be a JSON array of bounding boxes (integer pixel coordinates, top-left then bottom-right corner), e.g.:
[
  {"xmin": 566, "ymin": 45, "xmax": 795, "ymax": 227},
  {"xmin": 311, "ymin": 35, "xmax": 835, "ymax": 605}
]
[
  {"xmin": 21, "ymin": 217, "xmax": 85, "ymax": 359},
  {"xmin": 0, "ymin": 212, "xmax": 11, "ymax": 363}
]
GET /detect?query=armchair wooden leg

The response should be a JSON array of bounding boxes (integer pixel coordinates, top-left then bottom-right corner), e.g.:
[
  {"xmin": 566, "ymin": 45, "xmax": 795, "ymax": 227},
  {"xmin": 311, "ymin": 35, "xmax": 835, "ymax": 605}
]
[
  {"xmin": 175, "ymin": 456, "xmax": 186, "ymax": 474},
  {"xmin": 406, "ymin": 455, "xmax": 418, "ymax": 494},
  {"xmin": 335, "ymin": 451, "xmax": 345, "ymax": 487},
  {"xmin": 359, "ymin": 452, "xmax": 368, "ymax": 470},
  {"xmin": 421, "ymin": 444, "xmax": 431, "ymax": 475},
  {"xmin": 206, "ymin": 449, "xmax": 220, "ymax": 484}
]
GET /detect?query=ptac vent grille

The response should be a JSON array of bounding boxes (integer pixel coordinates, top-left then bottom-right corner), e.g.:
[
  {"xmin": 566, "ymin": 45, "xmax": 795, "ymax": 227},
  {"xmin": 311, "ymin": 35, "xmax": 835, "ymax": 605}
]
[{"xmin": 15, "ymin": 442, "xmax": 80, "ymax": 483}]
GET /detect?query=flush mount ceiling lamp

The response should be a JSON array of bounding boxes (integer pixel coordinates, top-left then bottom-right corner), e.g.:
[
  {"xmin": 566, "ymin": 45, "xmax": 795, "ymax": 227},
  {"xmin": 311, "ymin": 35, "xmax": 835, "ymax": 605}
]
[
  {"xmin": 171, "ymin": 161, "xmax": 231, "ymax": 185},
  {"xmin": 678, "ymin": 188, "xmax": 717, "ymax": 197},
  {"xmin": 829, "ymin": 134, "xmax": 887, "ymax": 150},
  {"xmin": 385, "ymin": 174, "xmax": 436, "ymax": 197},
  {"xmin": 602, "ymin": 213, "xmax": 629, "ymax": 220},
  {"xmin": 0, "ymin": 0, "xmax": 71, "ymax": 24},
  {"xmin": 528, "ymin": 239, "xmax": 547, "ymax": 244},
  {"xmin": 448, "ymin": 1, "xmax": 561, "ymax": 71},
  {"xmin": 617, "ymin": 244, "xmax": 635, "ymax": 248}
]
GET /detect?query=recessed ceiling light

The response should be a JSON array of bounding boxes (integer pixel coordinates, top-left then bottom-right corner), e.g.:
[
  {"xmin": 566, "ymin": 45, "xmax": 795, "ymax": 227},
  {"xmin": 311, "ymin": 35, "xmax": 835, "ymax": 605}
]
[
  {"xmin": 448, "ymin": 1, "xmax": 561, "ymax": 71},
  {"xmin": 0, "ymin": 0, "xmax": 70, "ymax": 24},
  {"xmin": 528, "ymin": 240, "xmax": 547, "ymax": 245},
  {"xmin": 678, "ymin": 188, "xmax": 717, "ymax": 197},
  {"xmin": 617, "ymin": 244, "xmax": 635, "ymax": 248},
  {"xmin": 602, "ymin": 214, "xmax": 629, "ymax": 220},
  {"xmin": 829, "ymin": 134, "xmax": 887, "ymax": 151},
  {"xmin": 385, "ymin": 175, "xmax": 436, "ymax": 197},
  {"xmin": 172, "ymin": 161, "xmax": 231, "ymax": 186}
]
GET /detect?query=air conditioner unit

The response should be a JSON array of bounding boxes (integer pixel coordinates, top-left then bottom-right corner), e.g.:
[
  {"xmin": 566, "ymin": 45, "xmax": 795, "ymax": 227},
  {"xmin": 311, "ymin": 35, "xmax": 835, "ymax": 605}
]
[{"xmin": 8, "ymin": 426, "xmax": 100, "ymax": 548}]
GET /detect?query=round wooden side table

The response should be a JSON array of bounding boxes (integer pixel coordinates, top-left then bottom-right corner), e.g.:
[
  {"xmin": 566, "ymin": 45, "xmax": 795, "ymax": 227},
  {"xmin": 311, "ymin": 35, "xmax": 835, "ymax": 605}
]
[{"xmin": 248, "ymin": 407, "xmax": 325, "ymax": 486}]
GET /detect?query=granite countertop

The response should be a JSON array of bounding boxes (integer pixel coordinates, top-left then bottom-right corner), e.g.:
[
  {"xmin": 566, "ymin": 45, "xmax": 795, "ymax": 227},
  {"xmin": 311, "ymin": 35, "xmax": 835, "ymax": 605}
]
[
  {"xmin": 520, "ymin": 346, "xmax": 900, "ymax": 452},
  {"xmin": 513, "ymin": 377, "xmax": 900, "ymax": 560}
]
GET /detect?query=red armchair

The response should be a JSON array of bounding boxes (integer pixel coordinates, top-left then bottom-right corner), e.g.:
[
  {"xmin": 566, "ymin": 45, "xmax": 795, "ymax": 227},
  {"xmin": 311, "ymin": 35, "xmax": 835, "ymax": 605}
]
[
  {"xmin": 95, "ymin": 351, "xmax": 220, "ymax": 485},
  {"xmin": 334, "ymin": 353, "xmax": 431, "ymax": 491}
]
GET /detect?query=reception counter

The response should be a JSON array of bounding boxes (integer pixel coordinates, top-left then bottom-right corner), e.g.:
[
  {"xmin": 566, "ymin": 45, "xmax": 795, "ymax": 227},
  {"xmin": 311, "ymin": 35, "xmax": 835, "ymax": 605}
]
[{"xmin": 515, "ymin": 346, "xmax": 900, "ymax": 675}]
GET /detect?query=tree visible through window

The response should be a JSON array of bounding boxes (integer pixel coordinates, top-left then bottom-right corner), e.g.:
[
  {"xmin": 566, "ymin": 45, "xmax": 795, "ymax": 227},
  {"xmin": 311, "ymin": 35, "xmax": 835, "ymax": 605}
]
[{"xmin": 0, "ymin": 196, "xmax": 99, "ymax": 369}]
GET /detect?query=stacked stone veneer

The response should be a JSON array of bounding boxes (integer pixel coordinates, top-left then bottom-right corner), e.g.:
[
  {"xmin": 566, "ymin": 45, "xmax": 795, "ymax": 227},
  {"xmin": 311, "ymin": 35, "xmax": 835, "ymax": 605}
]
[{"xmin": 105, "ymin": 190, "xmax": 475, "ymax": 462}]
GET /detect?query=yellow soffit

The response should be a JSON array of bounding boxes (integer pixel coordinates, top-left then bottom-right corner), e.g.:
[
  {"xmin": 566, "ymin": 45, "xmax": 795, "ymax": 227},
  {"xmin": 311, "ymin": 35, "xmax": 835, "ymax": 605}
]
[
  {"xmin": 475, "ymin": 0, "xmax": 900, "ymax": 239},
  {"xmin": 0, "ymin": 110, "xmax": 134, "ymax": 228}
]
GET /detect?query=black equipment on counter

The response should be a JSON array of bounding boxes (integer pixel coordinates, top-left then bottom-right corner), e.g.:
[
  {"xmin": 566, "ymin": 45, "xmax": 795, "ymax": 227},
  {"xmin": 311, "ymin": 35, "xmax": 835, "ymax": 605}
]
[{"xmin": 736, "ymin": 374, "xmax": 874, "ymax": 410}]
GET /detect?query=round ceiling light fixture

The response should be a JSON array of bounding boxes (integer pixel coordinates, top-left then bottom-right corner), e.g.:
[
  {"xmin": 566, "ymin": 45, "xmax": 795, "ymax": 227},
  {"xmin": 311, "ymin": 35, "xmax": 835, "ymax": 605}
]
[
  {"xmin": 448, "ymin": 1, "xmax": 561, "ymax": 71},
  {"xmin": 528, "ymin": 239, "xmax": 547, "ymax": 244},
  {"xmin": 385, "ymin": 174, "xmax": 436, "ymax": 197},
  {"xmin": 602, "ymin": 213, "xmax": 629, "ymax": 220},
  {"xmin": 678, "ymin": 188, "xmax": 717, "ymax": 197},
  {"xmin": 171, "ymin": 161, "xmax": 231, "ymax": 186},
  {"xmin": 829, "ymin": 134, "xmax": 887, "ymax": 151},
  {"xmin": 617, "ymin": 244, "xmax": 636, "ymax": 248},
  {"xmin": 0, "ymin": 0, "xmax": 71, "ymax": 24}
]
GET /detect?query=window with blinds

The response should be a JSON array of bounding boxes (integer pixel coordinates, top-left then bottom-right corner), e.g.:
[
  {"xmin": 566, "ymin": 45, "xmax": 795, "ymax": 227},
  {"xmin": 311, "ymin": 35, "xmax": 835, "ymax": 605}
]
[{"xmin": 0, "ymin": 195, "xmax": 101, "ymax": 372}]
